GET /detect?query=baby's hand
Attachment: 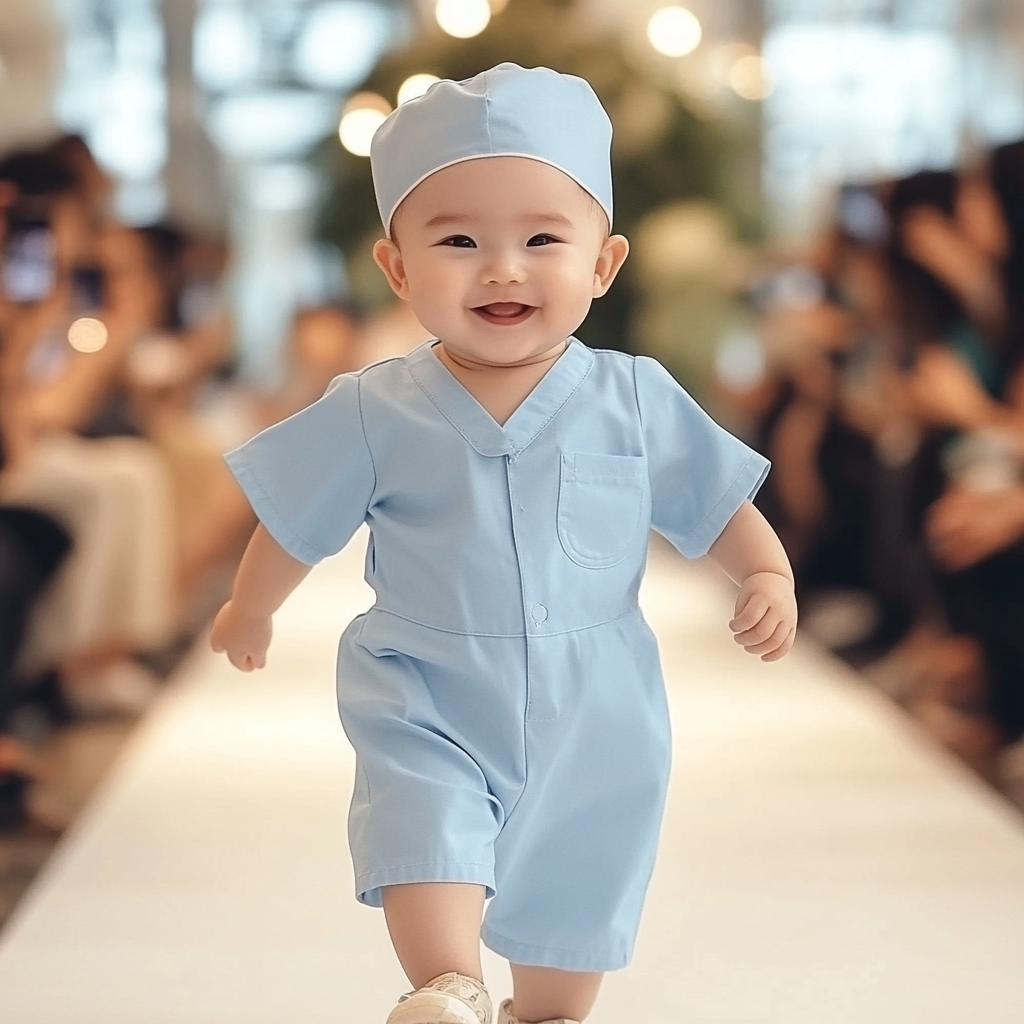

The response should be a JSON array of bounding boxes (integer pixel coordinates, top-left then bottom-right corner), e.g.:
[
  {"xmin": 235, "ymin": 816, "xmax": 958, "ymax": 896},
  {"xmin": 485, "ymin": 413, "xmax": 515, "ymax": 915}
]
[
  {"xmin": 210, "ymin": 600, "xmax": 273, "ymax": 672},
  {"xmin": 728, "ymin": 571, "xmax": 797, "ymax": 662}
]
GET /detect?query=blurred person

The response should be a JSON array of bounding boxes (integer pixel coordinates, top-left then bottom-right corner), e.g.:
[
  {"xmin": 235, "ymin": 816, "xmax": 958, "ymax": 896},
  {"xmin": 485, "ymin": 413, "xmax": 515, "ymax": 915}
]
[
  {"xmin": 0, "ymin": 154, "xmax": 75, "ymax": 831},
  {"xmin": 255, "ymin": 304, "xmax": 364, "ymax": 421},
  {"xmin": 887, "ymin": 169, "xmax": 1024, "ymax": 435},
  {"xmin": 915, "ymin": 146, "xmax": 1024, "ymax": 758},
  {"xmin": 753, "ymin": 223, "xmax": 936, "ymax": 656},
  {"xmin": 0, "ymin": 504, "xmax": 72, "ymax": 833},
  {"xmin": 989, "ymin": 140, "xmax": 1024, "ymax": 409},
  {"xmin": 0, "ymin": 149, "xmax": 93, "ymax": 380},
  {"xmin": 94, "ymin": 223, "xmax": 234, "ymax": 416},
  {"xmin": 0, "ymin": 173, "xmax": 19, "ymax": 336},
  {"xmin": 0, "ymin": 147, "xmax": 177, "ymax": 718},
  {"xmin": 924, "ymin": 480, "xmax": 1024, "ymax": 765},
  {"xmin": 749, "ymin": 204, "xmax": 1001, "ymax": 773},
  {"xmin": 827, "ymin": 224, "xmax": 950, "ymax": 650},
  {"xmin": 882, "ymin": 167, "xmax": 1024, "ymax": 768},
  {"xmin": 177, "ymin": 303, "xmax": 364, "ymax": 605},
  {"xmin": 925, "ymin": 142, "xmax": 1024, "ymax": 578},
  {"xmin": 755, "ymin": 283, "xmax": 859, "ymax": 559},
  {"xmin": 46, "ymin": 133, "xmax": 115, "ymax": 227},
  {"xmin": 110, "ymin": 223, "xmax": 236, "ymax": 540}
]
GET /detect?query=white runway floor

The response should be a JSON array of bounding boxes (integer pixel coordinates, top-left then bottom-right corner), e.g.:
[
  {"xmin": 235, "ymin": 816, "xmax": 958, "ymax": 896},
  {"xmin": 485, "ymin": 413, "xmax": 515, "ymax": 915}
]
[{"xmin": 1, "ymin": 531, "xmax": 1024, "ymax": 1023}]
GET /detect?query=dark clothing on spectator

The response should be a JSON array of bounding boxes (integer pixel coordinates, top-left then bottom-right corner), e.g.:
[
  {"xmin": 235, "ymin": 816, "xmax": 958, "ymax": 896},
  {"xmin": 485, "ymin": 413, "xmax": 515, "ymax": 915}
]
[
  {"xmin": 940, "ymin": 541, "xmax": 1024, "ymax": 743},
  {"xmin": 0, "ymin": 505, "xmax": 72, "ymax": 831},
  {"xmin": 0, "ymin": 506, "xmax": 72, "ymax": 720}
]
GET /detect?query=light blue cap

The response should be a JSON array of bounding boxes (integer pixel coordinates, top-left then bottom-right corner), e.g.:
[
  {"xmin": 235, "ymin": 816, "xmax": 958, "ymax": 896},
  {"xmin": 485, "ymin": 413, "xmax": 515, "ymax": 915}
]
[{"xmin": 370, "ymin": 63, "xmax": 613, "ymax": 237}]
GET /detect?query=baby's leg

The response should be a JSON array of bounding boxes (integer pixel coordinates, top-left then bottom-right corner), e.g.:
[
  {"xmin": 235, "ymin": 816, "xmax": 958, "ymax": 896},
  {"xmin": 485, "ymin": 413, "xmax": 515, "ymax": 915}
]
[
  {"xmin": 507, "ymin": 965, "xmax": 603, "ymax": 1023},
  {"xmin": 382, "ymin": 882, "xmax": 487, "ymax": 987}
]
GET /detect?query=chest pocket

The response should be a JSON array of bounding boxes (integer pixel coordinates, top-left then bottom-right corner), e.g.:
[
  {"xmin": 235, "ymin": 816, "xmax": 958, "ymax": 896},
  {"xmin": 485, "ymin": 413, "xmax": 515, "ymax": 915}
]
[{"xmin": 557, "ymin": 452, "xmax": 646, "ymax": 569}]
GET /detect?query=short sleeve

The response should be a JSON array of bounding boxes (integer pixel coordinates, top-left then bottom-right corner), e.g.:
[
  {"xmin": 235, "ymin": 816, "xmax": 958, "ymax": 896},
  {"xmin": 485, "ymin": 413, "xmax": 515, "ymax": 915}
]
[
  {"xmin": 635, "ymin": 355, "xmax": 769, "ymax": 559},
  {"xmin": 224, "ymin": 373, "xmax": 376, "ymax": 565}
]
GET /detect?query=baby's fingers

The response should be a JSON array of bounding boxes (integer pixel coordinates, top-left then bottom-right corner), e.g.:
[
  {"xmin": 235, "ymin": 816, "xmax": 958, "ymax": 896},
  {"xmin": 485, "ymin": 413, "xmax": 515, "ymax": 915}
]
[
  {"xmin": 227, "ymin": 650, "xmax": 251, "ymax": 672},
  {"xmin": 741, "ymin": 619, "xmax": 789, "ymax": 657},
  {"xmin": 760, "ymin": 628, "xmax": 796, "ymax": 662},
  {"xmin": 730, "ymin": 592, "xmax": 769, "ymax": 634},
  {"xmin": 733, "ymin": 606, "xmax": 780, "ymax": 647},
  {"xmin": 227, "ymin": 648, "xmax": 265, "ymax": 672}
]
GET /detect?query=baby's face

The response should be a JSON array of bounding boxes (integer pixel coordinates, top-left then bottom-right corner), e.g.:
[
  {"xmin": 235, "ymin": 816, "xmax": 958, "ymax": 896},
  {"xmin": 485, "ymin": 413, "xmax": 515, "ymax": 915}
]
[{"xmin": 374, "ymin": 157, "xmax": 628, "ymax": 365}]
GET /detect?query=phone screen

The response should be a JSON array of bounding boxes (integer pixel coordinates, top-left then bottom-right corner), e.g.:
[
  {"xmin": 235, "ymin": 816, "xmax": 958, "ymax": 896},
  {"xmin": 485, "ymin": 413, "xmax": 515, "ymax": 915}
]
[
  {"xmin": 3, "ymin": 214, "xmax": 57, "ymax": 304},
  {"xmin": 838, "ymin": 185, "xmax": 888, "ymax": 245}
]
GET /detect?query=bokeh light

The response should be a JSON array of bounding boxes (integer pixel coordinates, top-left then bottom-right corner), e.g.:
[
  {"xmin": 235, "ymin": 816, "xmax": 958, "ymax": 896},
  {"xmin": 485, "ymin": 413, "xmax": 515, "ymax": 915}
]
[
  {"xmin": 338, "ymin": 93, "xmax": 393, "ymax": 156},
  {"xmin": 435, "ymin": 0, "xmax": 491, "ymax": 39},
  {"xmin": 68, "ymin": 317, "xmax": 108, "ymax": 353},
  {"xmin": 293, "ymin": 1, "xmax": 395, "ymax": 90},
  {"xmin": 730, "ymin": 54, "xmax": 774, "ymax": 100},
  {"xmin": 193, "ymin": 6, "xmax": 260, "ymax": 92},
  {"xmin": 647, "ymin": 7, "xmax": 702, "ymax": 58},
  {"xmin": 709, "ymin": 41, "xmax": 759, "ymax": 84},
  {"xmin": 398, "ymin": 74, "xmax": 442, "ymax": 106}
]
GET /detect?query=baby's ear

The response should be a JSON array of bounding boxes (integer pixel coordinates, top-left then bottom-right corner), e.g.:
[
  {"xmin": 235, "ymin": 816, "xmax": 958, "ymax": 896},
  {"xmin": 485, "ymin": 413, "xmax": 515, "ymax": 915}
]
[
  {"xmin": 593, "ymin": 234, "xmax": 629, "ymax": 297},
  {"xmin": 373, "ymin": 237, "xmax": 410, "ymax": 299}
]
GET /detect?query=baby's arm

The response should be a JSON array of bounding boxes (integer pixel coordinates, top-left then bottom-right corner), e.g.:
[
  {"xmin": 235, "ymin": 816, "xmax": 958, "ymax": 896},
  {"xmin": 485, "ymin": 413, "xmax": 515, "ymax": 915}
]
[
  {"xmin": 707, "ymin": 501, "xmax": 797, "ymax": 662},
  {"xmin": 210, "ymin": 524, "xmax": 312, "ymax": 671}
]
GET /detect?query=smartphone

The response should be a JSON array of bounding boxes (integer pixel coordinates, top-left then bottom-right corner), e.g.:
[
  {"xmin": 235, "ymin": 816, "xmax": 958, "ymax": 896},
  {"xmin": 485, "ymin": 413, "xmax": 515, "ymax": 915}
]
[
  {"xmin": 2, "ymin": 209, "xmax": 56, "ymax": 304},
  {"xmin": 838, "ymin": 184, "xmax": 888, "ymax": 245},
  {"xmin": 71, "ymin": 264, "xmax": 106, "ymax": 313}
]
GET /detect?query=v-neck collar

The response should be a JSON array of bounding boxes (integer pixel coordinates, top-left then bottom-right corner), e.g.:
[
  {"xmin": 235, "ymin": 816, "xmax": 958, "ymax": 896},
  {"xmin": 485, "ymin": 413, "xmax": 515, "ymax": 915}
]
[{"xmin": 406, "ymin": 338, "xmax": 594, "ymax": 457}]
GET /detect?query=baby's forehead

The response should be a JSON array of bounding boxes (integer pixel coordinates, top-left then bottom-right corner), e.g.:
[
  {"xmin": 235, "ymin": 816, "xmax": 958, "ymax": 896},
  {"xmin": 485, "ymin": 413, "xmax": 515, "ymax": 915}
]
[{"xmin": 392, "ymin": 156, "xmax": 604, "ymax": 233}]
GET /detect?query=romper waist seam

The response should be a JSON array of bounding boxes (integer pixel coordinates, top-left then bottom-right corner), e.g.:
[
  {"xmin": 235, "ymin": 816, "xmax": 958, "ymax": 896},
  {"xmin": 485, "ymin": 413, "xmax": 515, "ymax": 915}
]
[{"xmin": 367, "ymin": 606, "xmax": 638, "ymax": 637}]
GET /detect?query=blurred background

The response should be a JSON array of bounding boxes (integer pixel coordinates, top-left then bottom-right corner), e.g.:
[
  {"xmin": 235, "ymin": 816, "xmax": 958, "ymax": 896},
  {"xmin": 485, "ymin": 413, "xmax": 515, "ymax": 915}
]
[{"xmin": 3, "ymin": 0, "xmax": 1024, "ymax": 927}]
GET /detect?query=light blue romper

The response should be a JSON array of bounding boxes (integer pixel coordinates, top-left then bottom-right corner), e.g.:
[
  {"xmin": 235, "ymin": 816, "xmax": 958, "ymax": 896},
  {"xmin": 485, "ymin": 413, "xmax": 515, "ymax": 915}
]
[{"xmin": 225, "ymin": 339, "xmax": 769, "ymax": 971}]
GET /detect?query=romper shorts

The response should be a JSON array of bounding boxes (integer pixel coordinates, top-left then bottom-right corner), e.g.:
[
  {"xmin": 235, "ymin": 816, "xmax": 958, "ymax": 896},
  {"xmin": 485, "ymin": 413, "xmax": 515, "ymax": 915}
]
[{"xmin": 337, "ymin": 607, "xmax": 672, "ymax": 972}]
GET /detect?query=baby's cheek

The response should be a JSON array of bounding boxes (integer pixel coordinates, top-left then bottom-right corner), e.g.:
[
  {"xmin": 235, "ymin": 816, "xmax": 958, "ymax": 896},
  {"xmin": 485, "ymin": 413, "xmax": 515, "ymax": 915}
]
[
  {"xmin": 409, "ymin": 274, "xmax": 451, "ymax": 311},
  {"xmin": 543, "ymin": 261, "xmax": 590, "ymax": 298}
]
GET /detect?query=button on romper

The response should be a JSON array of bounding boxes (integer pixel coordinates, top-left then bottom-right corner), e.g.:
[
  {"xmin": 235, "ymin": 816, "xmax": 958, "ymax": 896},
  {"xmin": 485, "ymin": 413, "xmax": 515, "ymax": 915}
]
[{"xmin": 226, "ymin": 339, "xmax": 769, "ymax": 972}]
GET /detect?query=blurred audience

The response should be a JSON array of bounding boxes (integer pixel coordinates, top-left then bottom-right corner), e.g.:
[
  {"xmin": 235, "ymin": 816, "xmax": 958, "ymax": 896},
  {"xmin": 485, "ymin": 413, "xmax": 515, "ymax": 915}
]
[
  {"xmin": 742, "ymin": 141, "xmax": 1024, "ymax": 796},
  {"xmin": 0, "ymin": 137, "xmax": 244, "ymax": 833}
]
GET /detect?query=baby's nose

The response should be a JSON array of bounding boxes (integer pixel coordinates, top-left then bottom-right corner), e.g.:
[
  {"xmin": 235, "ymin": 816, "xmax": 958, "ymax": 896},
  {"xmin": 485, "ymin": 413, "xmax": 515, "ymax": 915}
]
[{"xmin": 482, "ymin": 249, "xmax": 526, "ymax": 285}]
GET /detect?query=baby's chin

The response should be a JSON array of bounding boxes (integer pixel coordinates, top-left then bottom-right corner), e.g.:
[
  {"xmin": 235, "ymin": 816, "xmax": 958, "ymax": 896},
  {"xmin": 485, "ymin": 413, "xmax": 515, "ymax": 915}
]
[{"xmin": 438, "ymin": 335, "xmax": 569, "ymax": 368}]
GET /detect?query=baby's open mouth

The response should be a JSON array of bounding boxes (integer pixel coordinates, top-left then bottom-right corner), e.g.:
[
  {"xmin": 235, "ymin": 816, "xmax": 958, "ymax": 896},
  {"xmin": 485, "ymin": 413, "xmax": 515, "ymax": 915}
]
[{"xmin": 472, "ymin": 302, "xmax": 536, "ymax": 325}]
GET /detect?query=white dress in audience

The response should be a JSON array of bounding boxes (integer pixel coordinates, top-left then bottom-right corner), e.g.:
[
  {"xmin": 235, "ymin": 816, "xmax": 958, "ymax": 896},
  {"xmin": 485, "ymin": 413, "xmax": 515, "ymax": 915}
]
[{"xmin": 1, "ymin": 432, "xmax": 175, "ymax": 676}]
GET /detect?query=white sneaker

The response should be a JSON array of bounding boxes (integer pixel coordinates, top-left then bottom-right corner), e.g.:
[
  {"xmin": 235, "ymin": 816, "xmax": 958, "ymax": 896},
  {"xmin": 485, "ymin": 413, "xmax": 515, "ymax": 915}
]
[
  {"xmin": 386, "ymin": 973, "xmax": 493, "ymax": 1024},
  {"xmin": 497, "ymin": 998, "xmax": 579, "ymax": 1024}
]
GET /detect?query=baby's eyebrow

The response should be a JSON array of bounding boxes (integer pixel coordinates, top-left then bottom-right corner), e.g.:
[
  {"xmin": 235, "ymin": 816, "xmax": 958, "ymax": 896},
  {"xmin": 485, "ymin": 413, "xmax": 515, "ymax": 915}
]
[
  {"xmin": 424, "ymin": 213, "xmax": 471, "ymax": 229},
  {"xmin": 422, "ymin": 211, "xmax": 576, "ymax": 229},
  {"xmin": 523, "ymin": 212, "xmax": 574, "ymax": 227}
]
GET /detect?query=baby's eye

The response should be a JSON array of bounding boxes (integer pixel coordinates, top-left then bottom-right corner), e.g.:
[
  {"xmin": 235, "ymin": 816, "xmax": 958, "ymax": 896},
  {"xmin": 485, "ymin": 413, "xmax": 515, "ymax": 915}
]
[
  {"xmin": 527, "ymin": 234, "xmax": 558, "ymax": 247},
  {"xmin": 438, "ymin": 235, "xmax": 476, "ymax": 248}
]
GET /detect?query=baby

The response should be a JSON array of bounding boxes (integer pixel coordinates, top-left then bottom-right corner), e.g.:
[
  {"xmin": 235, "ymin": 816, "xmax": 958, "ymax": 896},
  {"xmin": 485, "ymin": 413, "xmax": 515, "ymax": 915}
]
[{"xmin": 211, "ymin": 64, "xmax": 797, "ymax": 1024}]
